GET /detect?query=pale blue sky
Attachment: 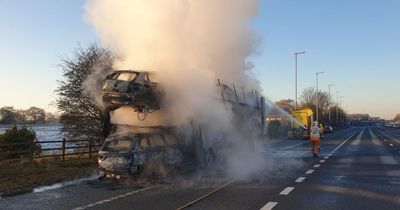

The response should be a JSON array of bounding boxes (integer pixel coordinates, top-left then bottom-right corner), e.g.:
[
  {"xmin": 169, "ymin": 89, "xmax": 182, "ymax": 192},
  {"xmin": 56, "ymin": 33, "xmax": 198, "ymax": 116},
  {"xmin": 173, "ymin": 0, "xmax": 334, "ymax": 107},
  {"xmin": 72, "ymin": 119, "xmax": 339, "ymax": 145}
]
[{"xmin": 0, "ymin": 0, "xmax": 399, "ymax": 119}]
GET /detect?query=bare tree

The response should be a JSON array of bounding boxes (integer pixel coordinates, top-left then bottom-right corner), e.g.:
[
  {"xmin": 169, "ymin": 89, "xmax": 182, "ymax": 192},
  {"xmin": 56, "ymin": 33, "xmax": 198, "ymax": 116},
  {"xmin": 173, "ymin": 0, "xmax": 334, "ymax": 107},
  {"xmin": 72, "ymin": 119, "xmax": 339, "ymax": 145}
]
[
  {"xmin": 55, "ymin": 44, "xmax": 113, "ymax": 142},
  {"xmin": 25, "ymin": 107, "xmax": 46, "ymax": 124},
  {"xmin": 275, "ymin": 99, "xmax": 295, "ymax": 113},
  {"xmin": 0, "ymin": 106, "xmax": 27, "ymax": 124},
  {"xmin": 300, "ymin": 87, "xmax": 316, "ymax": 108},
  {"xmin": 0, "ymin": 106, "xmax": 17, "ymax": 124},
  {"xmin": 300, "ymin": 87, "xmax": 333, "ymax": 124}
]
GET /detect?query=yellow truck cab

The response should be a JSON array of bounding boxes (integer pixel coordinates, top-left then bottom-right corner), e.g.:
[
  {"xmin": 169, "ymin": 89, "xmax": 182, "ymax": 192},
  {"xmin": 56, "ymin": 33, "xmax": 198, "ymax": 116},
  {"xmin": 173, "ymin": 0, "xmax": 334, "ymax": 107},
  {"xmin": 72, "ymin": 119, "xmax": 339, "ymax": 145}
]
[{"xmin": 289, "ymin": 108, "xmax": 314, "ymax": 139}]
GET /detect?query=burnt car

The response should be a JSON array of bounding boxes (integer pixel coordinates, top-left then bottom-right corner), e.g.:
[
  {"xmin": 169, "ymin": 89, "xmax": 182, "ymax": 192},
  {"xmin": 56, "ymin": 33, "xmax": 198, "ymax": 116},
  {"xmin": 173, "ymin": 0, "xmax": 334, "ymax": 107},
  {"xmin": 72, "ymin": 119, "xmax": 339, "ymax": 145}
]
[
  {"xmin": 102, "ymin": 70, "xmax": 161, "ymax": 112},
  {"xmin": 98, "ymin": 128, "xmax": 183, "ymax": 178}
]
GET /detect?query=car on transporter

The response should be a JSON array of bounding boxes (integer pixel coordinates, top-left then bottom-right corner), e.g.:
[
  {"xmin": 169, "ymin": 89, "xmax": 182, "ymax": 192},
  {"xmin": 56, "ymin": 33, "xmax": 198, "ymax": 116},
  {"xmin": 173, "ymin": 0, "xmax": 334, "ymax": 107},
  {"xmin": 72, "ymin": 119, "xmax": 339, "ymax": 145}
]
[
  {"xmin": 97, "ymin": 127, "xmax": 183, "ymax": 178},
  {"xmin": 101, "ymin": 70, "xmax": 161, "ymax": 112}
]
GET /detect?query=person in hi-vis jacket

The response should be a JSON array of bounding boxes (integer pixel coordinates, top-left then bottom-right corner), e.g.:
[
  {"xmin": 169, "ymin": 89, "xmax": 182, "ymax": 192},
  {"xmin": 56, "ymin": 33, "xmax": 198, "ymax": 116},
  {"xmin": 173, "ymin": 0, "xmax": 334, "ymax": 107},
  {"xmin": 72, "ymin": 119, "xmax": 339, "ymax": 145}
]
[{"xmin": 310, "ymin": 121, "xmax": 321, "ymax": 158}]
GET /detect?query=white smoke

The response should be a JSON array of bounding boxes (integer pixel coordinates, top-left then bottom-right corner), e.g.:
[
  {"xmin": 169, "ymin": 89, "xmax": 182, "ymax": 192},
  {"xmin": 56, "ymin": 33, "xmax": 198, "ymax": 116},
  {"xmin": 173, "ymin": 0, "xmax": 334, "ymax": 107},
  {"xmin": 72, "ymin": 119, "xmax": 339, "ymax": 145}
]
[
  {"xmin": 84, "ymin": 0, "xmax": 265, "ymax": 179},
  {"xmin": 82, "ymin": 56, "xmax": 113, "ymax": 110}
]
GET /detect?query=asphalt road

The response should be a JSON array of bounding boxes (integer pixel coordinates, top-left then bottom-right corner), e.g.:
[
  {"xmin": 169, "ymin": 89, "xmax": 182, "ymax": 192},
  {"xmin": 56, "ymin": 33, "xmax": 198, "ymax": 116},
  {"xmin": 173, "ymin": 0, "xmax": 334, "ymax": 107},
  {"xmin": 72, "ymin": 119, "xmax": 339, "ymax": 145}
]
[{"xmin": 1, "ymin": 126, "xmax": 399, "ymax": 210}]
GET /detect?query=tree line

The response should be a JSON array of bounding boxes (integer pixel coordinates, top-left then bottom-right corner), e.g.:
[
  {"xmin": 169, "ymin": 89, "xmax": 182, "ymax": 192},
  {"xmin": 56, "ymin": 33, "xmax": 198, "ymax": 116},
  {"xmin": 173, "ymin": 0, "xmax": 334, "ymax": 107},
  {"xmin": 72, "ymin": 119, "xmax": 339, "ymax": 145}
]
[
  {"xmin": 0, "ymin": 106, "xmax": 59, "ymax": 125},
  {"xmin": 274, "ymin": 87, "xmax": 348, "ymax": 127}
]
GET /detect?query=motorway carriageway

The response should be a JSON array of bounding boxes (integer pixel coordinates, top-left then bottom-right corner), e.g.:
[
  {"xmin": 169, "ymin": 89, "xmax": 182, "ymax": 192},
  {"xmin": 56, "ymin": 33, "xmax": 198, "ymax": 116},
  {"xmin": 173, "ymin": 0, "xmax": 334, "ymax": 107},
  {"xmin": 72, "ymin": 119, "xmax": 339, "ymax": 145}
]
[{"xmin": 1, "ymin": 126, "xmax": 400, "ymax": 210}]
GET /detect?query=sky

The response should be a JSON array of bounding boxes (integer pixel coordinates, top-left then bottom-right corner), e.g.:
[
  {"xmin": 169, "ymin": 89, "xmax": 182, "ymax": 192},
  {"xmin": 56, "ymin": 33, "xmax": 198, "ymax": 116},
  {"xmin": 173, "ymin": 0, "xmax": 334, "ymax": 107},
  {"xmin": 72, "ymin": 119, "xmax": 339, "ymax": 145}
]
[{"xmin": 0, "ymin": 0, "xmax": 399, "ymax": 119}]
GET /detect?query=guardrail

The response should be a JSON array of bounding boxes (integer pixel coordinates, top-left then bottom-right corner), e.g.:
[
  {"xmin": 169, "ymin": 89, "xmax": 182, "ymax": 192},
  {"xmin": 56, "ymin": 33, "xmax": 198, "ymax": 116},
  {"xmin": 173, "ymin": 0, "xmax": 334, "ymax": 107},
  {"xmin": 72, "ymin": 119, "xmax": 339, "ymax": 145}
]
[{"xmin": 0, "ymin": 138, "xmax": 102, "ymax": 162}]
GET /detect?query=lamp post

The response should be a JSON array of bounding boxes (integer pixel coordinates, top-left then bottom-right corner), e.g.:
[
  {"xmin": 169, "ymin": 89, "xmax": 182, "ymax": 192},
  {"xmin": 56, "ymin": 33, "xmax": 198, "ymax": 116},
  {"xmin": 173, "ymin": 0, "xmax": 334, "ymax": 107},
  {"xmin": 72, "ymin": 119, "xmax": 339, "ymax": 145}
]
[
  {"xmin": 340, "ymin": 96, "xmax": 344, "ymax": 125},
  {"xmin": 328, "ymin": 84, "xmax": 335, "ymax": 125},
  {"xmin": 336, "ymin": 90, "xmax": 341, "ymax": 126},
  {"xmin": 316, "ymin": 72, "xmax": 324, "ymax": 123},
  {"xmin": 294, "ymin": 51, "xmax": 306, "ymax": 109}
]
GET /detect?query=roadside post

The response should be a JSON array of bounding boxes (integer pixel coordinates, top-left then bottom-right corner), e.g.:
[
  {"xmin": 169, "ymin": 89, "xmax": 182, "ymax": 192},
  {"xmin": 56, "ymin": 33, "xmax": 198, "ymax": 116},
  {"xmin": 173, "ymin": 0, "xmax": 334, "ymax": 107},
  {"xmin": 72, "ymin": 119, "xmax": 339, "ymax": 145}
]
[{"xmin": 62, "ymin": 138, "xmax": 66, "ymax": 161}]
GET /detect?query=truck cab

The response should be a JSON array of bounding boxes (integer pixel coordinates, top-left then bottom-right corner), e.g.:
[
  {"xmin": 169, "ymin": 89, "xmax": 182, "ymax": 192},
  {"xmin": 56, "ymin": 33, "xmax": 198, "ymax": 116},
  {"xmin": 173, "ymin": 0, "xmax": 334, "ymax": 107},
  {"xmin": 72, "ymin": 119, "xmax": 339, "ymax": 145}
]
[{"xmin": 290, "ymin": 108, "xmax": 314, "ymax": 139}]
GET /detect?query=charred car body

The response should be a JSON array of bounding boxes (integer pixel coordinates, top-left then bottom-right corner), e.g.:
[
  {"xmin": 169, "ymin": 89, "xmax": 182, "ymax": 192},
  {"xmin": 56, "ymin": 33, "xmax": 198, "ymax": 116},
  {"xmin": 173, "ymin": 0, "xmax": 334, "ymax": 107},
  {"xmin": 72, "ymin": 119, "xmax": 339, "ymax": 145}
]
[
  {"xmin": 102, "ymin": 70, "xmax": 161, "ymax": 113},
  {"xmin": 98, "ymin": 127, "xmax": 183, "ymax": 177}
]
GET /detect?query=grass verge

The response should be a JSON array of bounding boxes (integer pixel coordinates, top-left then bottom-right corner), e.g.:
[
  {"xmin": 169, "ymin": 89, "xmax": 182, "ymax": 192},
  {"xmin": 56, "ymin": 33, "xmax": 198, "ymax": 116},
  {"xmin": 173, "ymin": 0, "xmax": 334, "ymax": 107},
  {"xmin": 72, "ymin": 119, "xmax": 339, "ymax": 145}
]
[{"xmin": 0, "ymin": 158, "xmax": 97, "ymax": 197}]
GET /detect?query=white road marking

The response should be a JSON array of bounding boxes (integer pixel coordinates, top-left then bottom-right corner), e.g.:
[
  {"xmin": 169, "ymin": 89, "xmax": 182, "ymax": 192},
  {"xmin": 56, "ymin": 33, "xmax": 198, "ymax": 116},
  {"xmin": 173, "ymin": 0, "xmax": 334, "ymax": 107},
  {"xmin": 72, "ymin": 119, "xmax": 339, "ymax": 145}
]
[
  {"xmin": 332, "ymin": 129, "xmax": 360, "ymax": 154},
  {"xmin": 295, "ymin": 177, "xmax": 306, "ymax": 183},
  {"xmin": 324, "ymin": 156, "xmax": 329, "ymax": 159},
  {"xmin": 350, "ymin": 129, "xmax": 364, "ymax": 146},
  {"xmin": 313, "ymin": 164, "xmax": 321, "ymax": 168},
  {"xmin": 390, "ymin": 144, "xmax": 394, "ymax": 146},
  {"xmin": 260, "ymin": 202, "xmax": 278, "ymax": 210},
  {"xmin": 72, "ymin": 185, "xmax": 158, "ymax": 210},
  {"xmin": 280, "ymin": 141, "xmax": 309, "ymax": 150},
  {"xmin": 384, "ymin": 139, "xmax": 387, "ymax": 142},
  {"xmin": 369, "ymin": 130, "xmax": 399, "ymax": 165},
  {"xmin": 319, "ymin": 160, "xmax": 325, "ymax": 163},
  {"xmin": 280, "ymin": 187, "xmax": 295, "ymax": 195},
  {"xmin": 305, "ymin": 169, "xmax": 314, "ymax": 174}
]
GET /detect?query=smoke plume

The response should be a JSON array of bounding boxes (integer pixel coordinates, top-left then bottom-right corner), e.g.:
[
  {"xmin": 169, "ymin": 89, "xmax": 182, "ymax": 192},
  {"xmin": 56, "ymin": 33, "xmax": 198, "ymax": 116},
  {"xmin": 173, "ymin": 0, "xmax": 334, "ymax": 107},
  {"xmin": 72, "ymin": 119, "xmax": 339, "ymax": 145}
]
[{"xmin": 84, "ymin": 0, "xmax": 264, "ymax": 179}]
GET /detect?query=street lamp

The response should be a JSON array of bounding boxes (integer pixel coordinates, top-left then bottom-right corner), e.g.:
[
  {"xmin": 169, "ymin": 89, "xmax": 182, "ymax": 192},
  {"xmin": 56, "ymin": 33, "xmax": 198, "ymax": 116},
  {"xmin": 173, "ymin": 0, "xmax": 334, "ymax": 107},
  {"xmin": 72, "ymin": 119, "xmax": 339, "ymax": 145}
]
[
  {"xmin": 316, "ymin": 71, "xmax": 324, "ymax": 123},
  {"xmin": 294, "ymin": 51, "xmax": 306, "ymax": 109},
  {"xmin": 336, "ymin": 90, "xmax": 341, "ymax": 126},
  {"xmin": 340, "ymin": 96, "xmax": 344, "ymax": 125},
  {"xmin": 328, "ymin": 84, "xmax": 335, "ymax": 125}
]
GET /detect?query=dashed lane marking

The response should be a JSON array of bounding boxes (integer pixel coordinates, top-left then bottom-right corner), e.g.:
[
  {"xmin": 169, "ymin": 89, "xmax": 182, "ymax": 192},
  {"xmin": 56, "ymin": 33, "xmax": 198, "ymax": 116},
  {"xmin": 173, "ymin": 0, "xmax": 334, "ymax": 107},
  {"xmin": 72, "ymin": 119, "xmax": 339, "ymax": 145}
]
[
  {"xmin": 305, "ymin": 169, "xmax": 314, "ymax": 174},
  {"xmin": 260, "ymin": 202, "xmax": 278, "ymax": 210},
  {"xmin": 390, "ymin": 144, "xmax": 394, "ymax": 146},
  {"xmin": 260, "ymin": 129, "xmax": 361, "ymax": 210},
  {"xmin": 295, "ymin": 177, "xmax": 306, "ymax": 183},
  {"xmin": 72, "ymin": 185, "xmax": 159, "ymax": 210},
  {"xmin": 280, "ymin": 187, "xmax": 295, "ymax": 195}
]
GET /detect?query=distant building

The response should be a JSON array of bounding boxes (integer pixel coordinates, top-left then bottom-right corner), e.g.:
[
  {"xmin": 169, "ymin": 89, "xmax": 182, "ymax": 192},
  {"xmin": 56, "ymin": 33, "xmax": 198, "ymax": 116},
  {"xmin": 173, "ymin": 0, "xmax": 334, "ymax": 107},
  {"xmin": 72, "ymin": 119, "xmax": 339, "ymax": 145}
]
[
  {"xmin": 349, "ymin": 113, "xmax": 385, "ymax": 126},
  {"xmin": 349, "ymin": 114, "xmax": 370, "ymax": 121}
]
